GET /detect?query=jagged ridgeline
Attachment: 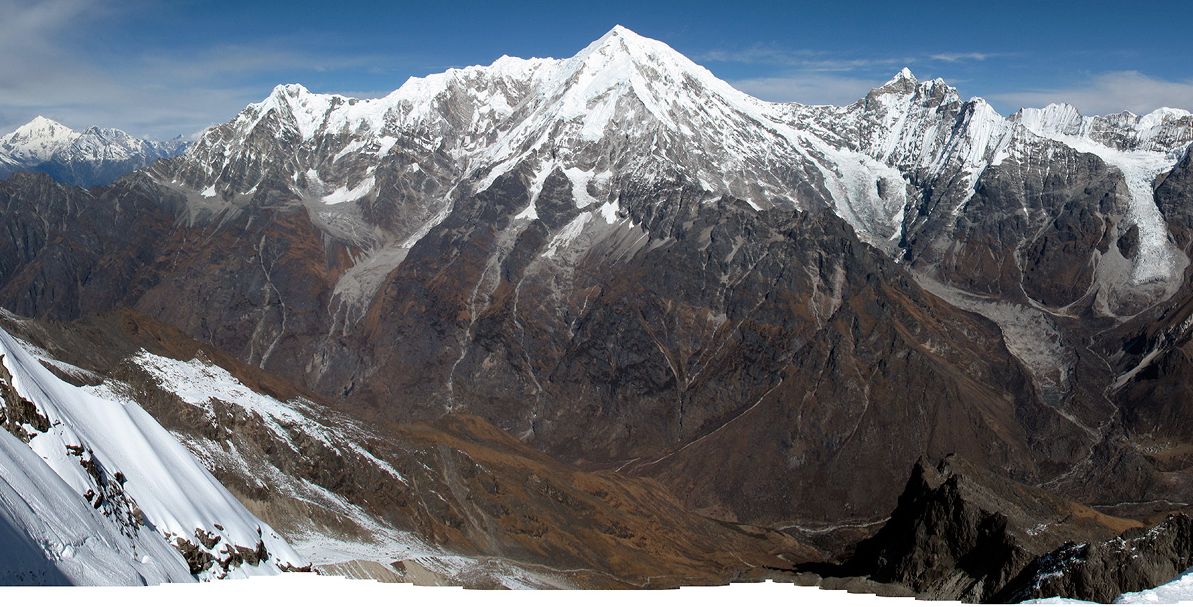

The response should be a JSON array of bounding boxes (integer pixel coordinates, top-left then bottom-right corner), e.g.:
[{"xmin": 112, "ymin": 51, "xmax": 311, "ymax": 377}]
[
  {"xmin": 0, "ymin": 25, "xmax": 1191, "ymax": 601},
  {"xmin": 0, "ymin": 116, "xmax": 187, "ymax": 187}
]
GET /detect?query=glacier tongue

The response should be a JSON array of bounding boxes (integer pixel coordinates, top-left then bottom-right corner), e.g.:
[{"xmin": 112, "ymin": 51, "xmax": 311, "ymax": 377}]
[
  {"xmin": 1018, "ymin": 104, "xmax": 1187, "ymax": 283},
  {"xmin": 0, "ymin": 327, "xmax": 305, "ymax": 581}
]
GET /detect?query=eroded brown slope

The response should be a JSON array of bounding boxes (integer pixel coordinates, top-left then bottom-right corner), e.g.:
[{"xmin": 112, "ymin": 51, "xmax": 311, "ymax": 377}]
[
  {"xmin": 0, "ymin": 167, "xmax": 1100, "ymax": 531},
  {"xmin": 0, "ymin": 310, "xmax": 816, "ymax": 588}
]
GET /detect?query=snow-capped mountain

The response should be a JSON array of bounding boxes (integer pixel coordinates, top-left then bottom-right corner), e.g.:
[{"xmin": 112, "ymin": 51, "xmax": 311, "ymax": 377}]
[
  {"xmin": 0, "ymin": 322, "xmax": 304, "ymax": 582},
  {"xmin": 0, "ymin": 116, "xmax": 187, "ymax": 186},
  {"xmin": 787, "ymin": 71, "xmax": 1193, "ymax": 286},
  {"xmin": 0, "ymin": 116, "xmax": 81, "ymax": 164},
  {"xmin": 164, "ymin": 26, "xmax": 911, "ymax": 249},
  {"xmin": 3, "ymin": 24, "xmax": 1193, "ymax": 600},
  {"xmin": 162, "ymin": 25, "xmax": 1193, "ymax": 287},
  {"xmin": 116, "ymin": 26, "xmax": 1193, "ymax": 524},
  {"xmin": 1013, "ymin": 103, "xmax": 1192, "ymax": 282}
]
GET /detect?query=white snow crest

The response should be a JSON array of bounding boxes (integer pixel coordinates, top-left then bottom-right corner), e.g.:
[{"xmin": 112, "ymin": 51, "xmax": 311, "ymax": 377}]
[{"xmin": 131, "ymin": 350, "xmax": 406, "ymax": 483}]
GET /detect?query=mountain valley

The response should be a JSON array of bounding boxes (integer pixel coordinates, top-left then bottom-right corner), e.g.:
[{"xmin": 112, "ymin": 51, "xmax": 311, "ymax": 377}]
[{"xmin": 0, "ymin": 25, "xmax": 1191, "ymax": 602}]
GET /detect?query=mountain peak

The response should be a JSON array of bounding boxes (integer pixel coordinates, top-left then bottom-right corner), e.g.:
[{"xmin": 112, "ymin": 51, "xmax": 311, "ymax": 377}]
[
  {"xmin": 25, "ymin": 115, "xmax": 70, "ymax": 128},
  {"xmin": 574, "ymin": 23, "xmax": 689, "ymax": 69},
  {"xmin": 269, "ymin": 83, "xmax": 313, "ymax": 99},
  {"xmin": 871, "ymin": 68, "xmax": 926, "ymax": 96},
  {"xmin": 1, "ymin": 116, "xmax": 80, "ymax": 163},
  {"xmin": 12, "ymin": 115, "xmax": 77, "ymax": 138},
  {"xmin": 244, "ymin": 83, "xmax": 345, "ymax": 141},
  {"xmin": 891, "ymin": 67, "xmax": 917, "ymax": 83},
  {"xmin": 597, "ymin": 24, "xmax": 644, "ymax": 44}
]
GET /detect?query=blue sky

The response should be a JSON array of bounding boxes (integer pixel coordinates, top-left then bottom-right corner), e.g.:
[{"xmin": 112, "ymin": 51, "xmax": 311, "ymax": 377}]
[{"xmin": 3, "ymin": 0, "xmax": 1192, "ymax": 138}]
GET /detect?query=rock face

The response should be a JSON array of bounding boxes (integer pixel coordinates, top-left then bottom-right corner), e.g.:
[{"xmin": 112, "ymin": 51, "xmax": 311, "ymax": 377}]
[
  {"xmin": 835, "ymin": 456, "xmax": 1136, "ymax": 601},
  {"xmin": 0, "ymin": 25, "xmax": 1191, "ymax": 595},
  {"xmin": 997, "ymin": 514, "xmax": 1193, "ymax": 603},
  {"xmin": 0, "ymin": 116, "xmax": 186, "ymax": 186}
]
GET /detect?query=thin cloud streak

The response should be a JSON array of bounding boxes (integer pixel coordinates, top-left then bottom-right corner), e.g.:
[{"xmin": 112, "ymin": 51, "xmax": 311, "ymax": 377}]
[
  {"xmin": 993, "ymin": 71, "xmax": 1193, "ymax": 115},
  {"xmin": 730, "ymin": 74, "xmax": 878, "ymax": 105},
  {"xmin": 698, "ymin": 47, "xmax": 911, "ymax": 72},
  {"xmin": 699, "ymin": 45, "xmax": 998, "ymax": 72},
  {"xmin": 0, "ymin": 1, "xmax": 407, "ymax": 139},
  {"xmin": 929, "ymin": 52, "xmax": 998, "ymax": 63}
]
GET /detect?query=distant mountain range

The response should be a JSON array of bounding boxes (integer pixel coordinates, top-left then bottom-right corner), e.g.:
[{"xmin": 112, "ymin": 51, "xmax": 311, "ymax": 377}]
[
  {"xmin": 0, "ymin": 116, "xmax": 187, "ymax": 186},
  {"xmin": 0, "ymin": 25, "xmax": 1191, "ymax": 602}
]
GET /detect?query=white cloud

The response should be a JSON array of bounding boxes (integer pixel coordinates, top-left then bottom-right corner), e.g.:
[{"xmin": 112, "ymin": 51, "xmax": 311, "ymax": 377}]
[
  {"xmin": 698, "ymin": 46, "xmax": 910, "ymax": 72},
  {"xmin": 0, "ymin": 0, "xmax": 399, "ymax": 139},
  {"xmin": 929, "ymin": 52, "xmax": 996, "ymax": 63},
  {"xmin": 700, "ymin": 45, "xmax": 995, "ymax": 72},
  {"xmin": 992, "ymin": 71, "xmax": 1193, "ymax": 115}
]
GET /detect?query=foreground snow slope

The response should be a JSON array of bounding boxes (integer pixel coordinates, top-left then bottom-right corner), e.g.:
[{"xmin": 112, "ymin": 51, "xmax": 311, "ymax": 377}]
[
  {"xmin": 0, "ymin": 424, "xmax": 193, "ymax": 585},
  {"xmin": 0, "ymin": 327, "xmax": 305, "ymax": 581},
  {"xmin": 1114, "ymin": 568, "xmax": 1193, "ymax": 603}
]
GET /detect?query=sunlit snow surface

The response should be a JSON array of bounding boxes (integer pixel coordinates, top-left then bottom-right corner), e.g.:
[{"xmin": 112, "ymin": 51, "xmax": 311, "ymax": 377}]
[
  {"xmin": 176, "ymin": 26, "xmax": 1193, "ymax": 277},
  {"xmin": 0, "ymin": 327, "xmax": 303, "ymax": 582},
  {"xmin": 1115, "ymin": 569, "xmax": 1193, "ymax": 603},
  {"xmin": 0, "ymin": 422, "xmax": 193, "ymax": 585}
]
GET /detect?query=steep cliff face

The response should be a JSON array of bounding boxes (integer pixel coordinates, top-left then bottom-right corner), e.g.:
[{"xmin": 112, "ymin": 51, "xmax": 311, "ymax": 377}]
[
  {"xmin": 997, "ymin": 514, "xmax": 1193, "ymax": 603},
  {"xmin": 833, "ymin": 456, "xmax": 1136, "ymax": 602}
]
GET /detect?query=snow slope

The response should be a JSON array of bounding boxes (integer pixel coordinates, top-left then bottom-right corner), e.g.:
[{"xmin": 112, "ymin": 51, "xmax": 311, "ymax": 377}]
[
  {"xmin": 1029, "ymin": 567, "xmax": 1193, "ymax": 603},
  {"xmin": 1114, "ymin": 568, "xmax": 1193, "ymax": 603},
  {"xmin": 0, "ymin": 327, "xmax": 305, "ymax": 581},
  {"xmin": 0, "ymin": 425, "xmax": 194, "ymax": 585}
]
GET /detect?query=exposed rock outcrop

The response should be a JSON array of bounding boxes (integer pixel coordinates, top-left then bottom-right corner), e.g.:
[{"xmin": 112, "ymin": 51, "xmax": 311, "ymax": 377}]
[
  {"xmin": 834, "ymin": 455, "xmax": 1135, "ymax": 601},
  {"xmin": 997, "ymin": 514, "xmax": 1193, "ymax": 603}
]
